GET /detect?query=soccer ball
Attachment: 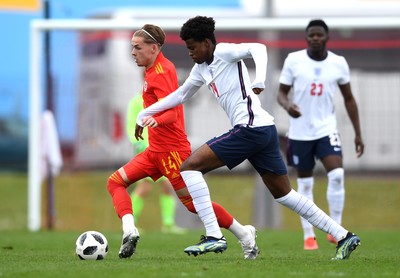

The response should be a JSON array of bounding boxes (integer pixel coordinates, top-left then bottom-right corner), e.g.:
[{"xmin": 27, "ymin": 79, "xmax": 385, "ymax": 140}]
[{"xmin": 75, "ymin": 231, "xmax": 108, "ymax": 260}]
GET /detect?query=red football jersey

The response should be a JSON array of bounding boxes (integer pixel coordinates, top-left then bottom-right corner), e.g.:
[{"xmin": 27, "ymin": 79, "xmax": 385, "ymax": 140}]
[{"xmin": 141, "ymin": 52, "xmax": 191, "ymax": 152}]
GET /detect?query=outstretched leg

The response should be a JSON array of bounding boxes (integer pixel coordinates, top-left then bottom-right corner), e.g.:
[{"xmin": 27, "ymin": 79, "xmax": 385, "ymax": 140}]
[{"xmin": 262, "ymin": 172, "xmax": 360, "ymax": 260}]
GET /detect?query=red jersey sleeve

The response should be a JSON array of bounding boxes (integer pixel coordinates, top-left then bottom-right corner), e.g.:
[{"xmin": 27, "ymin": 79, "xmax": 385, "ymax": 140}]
[{"xmin": 153, "ymin": 109, "xmax": 177, "ymax": 126}]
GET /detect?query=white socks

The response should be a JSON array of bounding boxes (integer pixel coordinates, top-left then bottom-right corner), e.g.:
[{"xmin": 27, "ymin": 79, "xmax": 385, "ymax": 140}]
[
  {"xmin": 180, "ymin": 170, "xmax": 223, "ymax": 238},
  {"xmin": 228, "ymin": 219, "xmax": 250, "ymax": 241},
  {"xmin": 276, "ymin": 189, "xmax": 348, "ymax": 241},
  {"xmin": 297, "ymin": 177, "xmax": 315, "ymax": 239},
  {"xmin": 121, "ymin": 214, "xmax": 136, "ymax": 235},
  {"xmin": 297, "ymin": 168, "xmax": 345, "ymax": 240},
  {"xmin": 327, "ymin": 168, "xmax": 345, "ymax": 225}
]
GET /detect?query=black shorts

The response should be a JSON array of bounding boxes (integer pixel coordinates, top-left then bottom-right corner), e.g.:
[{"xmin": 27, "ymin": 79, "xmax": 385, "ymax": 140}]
[
  {"xmin": 207, "ymin": 125, "xmax": 287, "ymax": 176},
  {"xmin": 286, "ymin": 133, "xmax": 343, "ymax": 171}
]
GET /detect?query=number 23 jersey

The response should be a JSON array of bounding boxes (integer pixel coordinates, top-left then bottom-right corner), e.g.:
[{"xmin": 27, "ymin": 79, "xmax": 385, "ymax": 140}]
[{"xmin": 279, "ymin": 49, "xmax": 350, "ymax": 140}]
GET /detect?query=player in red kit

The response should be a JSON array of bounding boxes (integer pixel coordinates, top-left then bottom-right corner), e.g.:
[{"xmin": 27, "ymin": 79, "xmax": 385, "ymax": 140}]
[{"xmin": 106, "ymin": 24, "xmax": 259, "ymax": 259}]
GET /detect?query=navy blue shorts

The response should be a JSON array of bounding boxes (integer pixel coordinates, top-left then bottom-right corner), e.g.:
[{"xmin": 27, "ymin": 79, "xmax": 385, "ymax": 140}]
[
  {"xmin": 207, "ymin": 125, "xmax": 287, "ymax": 176},
  {"xmin": 286, "ymin": 133, "xmax": 343, "ymax": 171}
]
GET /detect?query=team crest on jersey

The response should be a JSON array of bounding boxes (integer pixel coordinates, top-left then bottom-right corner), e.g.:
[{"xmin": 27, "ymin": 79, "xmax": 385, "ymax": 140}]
[
  {"xmin": 314, "ymin": 68, "xmax": 321, "ymax": 76},
  {"xmin": 143, "ymin": 81, "xmax": 148, "ymax": 92}
]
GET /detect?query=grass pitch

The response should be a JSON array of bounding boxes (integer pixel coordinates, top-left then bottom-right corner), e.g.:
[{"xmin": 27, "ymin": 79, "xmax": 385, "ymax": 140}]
[
  {"xmin": 0, "ymin": 229, "xmax": 399, "ymax": 278},
  {"xmin": 0, "ymin": 171, "xmax": 399, "ymax": 277}
]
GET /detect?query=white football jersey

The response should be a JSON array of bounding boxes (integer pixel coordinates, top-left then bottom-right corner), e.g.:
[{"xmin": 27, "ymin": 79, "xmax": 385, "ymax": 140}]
[
  {"xmin": 279, "ymin": 49, "xmax": 350, "ymax": 140},
  {"xmin": 187, "ymin": 43, "xmax": 275, "ymax": 127}
]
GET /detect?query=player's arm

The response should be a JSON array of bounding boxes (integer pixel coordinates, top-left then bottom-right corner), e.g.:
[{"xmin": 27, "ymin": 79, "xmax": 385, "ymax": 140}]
[
  {"xmin": 137, "ymin": 80, "xmax": 198, "ymax": 125},
  {"xmin": 135, "ymin": 80, "xmax": 200, "ymax": 140},
  {"xmin": 143, "ymin": 109, "xmax": 177, "ymax": 129},
  {"xmin": 277, "ymin": 54, "xmax": 301, "ymax": 118},
  {"xmin": 153, "ymin": 109, "xmax": 177, "ymax": 126},
  {"xmin": 339, "ymin": 83, "xmax": 364, "ymax": 157},
  {"xmin": 145, "ymin": 81, "xmax": 179, "ymax": 128},
  {"xmin": 247, "ymin": 43, "xmax": 268, "ymax": 93},
  {"xmin": 229, "ymin": 43, "xmax": 268, "ymax": 94},
  {"xmin": 277, "ymin": 83, "xmax": 301, "ymax": 118}
]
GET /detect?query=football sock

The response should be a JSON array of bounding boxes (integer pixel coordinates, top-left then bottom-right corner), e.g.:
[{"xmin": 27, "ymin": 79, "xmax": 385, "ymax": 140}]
[
  {"xmin": 160, "ymin": 194, "xmax": 176, "ymax": 227},
  {"xmin": 327, "ymin": 168, "xmax": 345, "ymax": 225},
  {"xmin": 131, "ymin": 193, "xmax": 144, "ymax": 222},
  {"xmin": 107, "ymin": 172, "xmax": 132, "ymax": 218},
  {"xmin": 211, "ymin": 201, "xmax": 234, "ymax": 229},
  {"xmin": 180, "ymin": 170, "xmax": 223, "ymax": 239},
  {"xmin": 297, "ymin": 177, "xmax": 316, "ymax": 240},
  {"xmin": 276, "ymin": 189, "xmax": 348, "ymax": 241},
  {"xmin": 228, "ymin": 219, "xmax": 249, "ymax": 241},
  {"xmin": 177, "ymin": 195, "xmax": 234, "ymax": 229},
  {"xmin": 121, "ymin": 214, "xmax": 136, "ymax": 235}
]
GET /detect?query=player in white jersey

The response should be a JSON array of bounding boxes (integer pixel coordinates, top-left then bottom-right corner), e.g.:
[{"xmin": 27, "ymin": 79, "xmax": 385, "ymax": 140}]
[
  {"xmin": 136, "ymin": 16, "xmax": 361, "ymax": 260},
  {"xmin": 277, "ymin": 19, "xmax": 364, "ymax": 250}
]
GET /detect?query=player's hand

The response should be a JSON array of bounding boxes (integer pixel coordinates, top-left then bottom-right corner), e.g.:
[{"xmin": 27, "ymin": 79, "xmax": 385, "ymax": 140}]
[
  {"xmin": 355, "ymin": 135, "xmax": 364, "ymax": 158},
  {"xmin": 252, "ymin": 87, "xmax": 264, "ymax": 95},
  {"xmin": 142, "ymin": 116, "xmax": 159, "ymax": 128},
  {"xmin": 135, "ymin": 124, "xmax": 144, "ymax": 141},
  {"xmin": 286, "ymin": 103, "xmax": 302, "ymax": 118}
]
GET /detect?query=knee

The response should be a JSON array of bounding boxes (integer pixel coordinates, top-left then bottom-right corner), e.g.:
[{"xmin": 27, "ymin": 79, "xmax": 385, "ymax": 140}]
[
  {"xmin": 327, "ymin": 168, "xmax": 344, "ymax": 194},
  {"xmin": 180, "ymin": 155, "xmax": 202, "ymax": 172},
  {"xmin": 262, "ymin": 173, "xmax": 292, "ymax": 199},
  {"xmin": 297, "ymin": 177, "xmax": 314, "ymax": 192},
  {"xmin": 106, "ymin": 179, "xmax": 115, "ymax": 195},
  {"xmin": 107, "ymin": 172, "xmax": 126, "ymax": 195},
  {"xmin": 327, "ymin": 168, "xmax": 344, "ymax": 184},
  {"xmin": 180, "ymin": 159, "xmax": 191, "ymax": 172}
]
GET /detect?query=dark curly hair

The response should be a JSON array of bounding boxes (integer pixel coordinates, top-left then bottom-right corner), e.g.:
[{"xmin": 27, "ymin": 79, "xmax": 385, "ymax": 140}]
[
  {"xmin": 306, "ymin": 19, "xmax": 329, "ymax": 34},
  {"xmin": 180, "ymin": 16, "xmax": 216, "ymax": 44}
]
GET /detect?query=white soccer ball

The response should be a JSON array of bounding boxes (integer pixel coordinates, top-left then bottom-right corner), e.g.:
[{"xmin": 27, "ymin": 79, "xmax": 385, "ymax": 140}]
[{"xmin": 75, "ymin": 231, "xmax": 108, "ymax": 260}]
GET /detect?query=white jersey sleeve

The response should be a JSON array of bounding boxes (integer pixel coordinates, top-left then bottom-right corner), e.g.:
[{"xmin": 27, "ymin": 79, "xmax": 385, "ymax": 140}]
[
  {"xmin": 186, "ymin": 43, "xmax": 274, "ymax": 127},
  {"xmin": 217, "ymin": 43, "xmax": 268, "ymax": 89},
  {"xmin": 136, "ymin": 80, "xmax": 200, "ymax": 126}
]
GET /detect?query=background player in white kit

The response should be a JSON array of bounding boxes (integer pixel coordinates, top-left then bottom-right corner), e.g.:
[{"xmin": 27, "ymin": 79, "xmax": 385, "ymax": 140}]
[
  {"xmin": 136, "ymin": 16, "xmax": 361, "ymax": 260},
  {"xmin": 277, "ymin": 19, "xmax": 364, "ymax": 250}
]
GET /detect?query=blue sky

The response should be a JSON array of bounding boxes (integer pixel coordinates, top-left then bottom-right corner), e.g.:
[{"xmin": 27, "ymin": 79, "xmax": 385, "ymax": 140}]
[{"xmin": 0, "ymin": 0, "xmax": 240, "ymax": 140}]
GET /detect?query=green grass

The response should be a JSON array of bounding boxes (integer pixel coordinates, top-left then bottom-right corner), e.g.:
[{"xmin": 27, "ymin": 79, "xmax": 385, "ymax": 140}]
[
  {"xmin": 1, "ymin": 171, "xmax": 399, "ymax": 231},
  {"xmin": 0, "ymin": 229, "xmax": 399, "ymax": 278},
  {"xmin": 0, "ymin": 171, "xmax": 399, "ymax": 277}
]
